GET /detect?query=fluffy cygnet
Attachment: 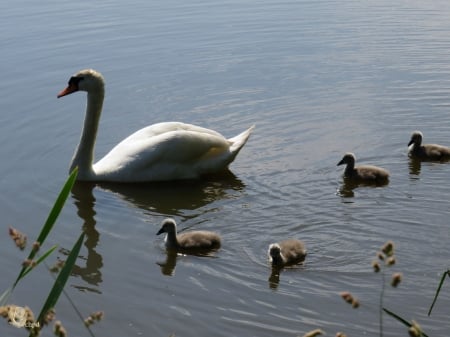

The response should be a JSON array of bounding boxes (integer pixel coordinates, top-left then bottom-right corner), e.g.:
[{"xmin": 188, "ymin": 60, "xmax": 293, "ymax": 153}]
[
  {"xmin": 156, "ymin": 218, "xmax": 221, "ymax": 252},
  {"xmin": 268, "ymin": 239, "xmax": 307, "ymax": 267},
  {"xmin": 408, "ymin": 131, "xmax": 450, "ymax": 161},
  {"xmin": 337, "ymin": 152, "xmax": 389, "ymax": 183}
]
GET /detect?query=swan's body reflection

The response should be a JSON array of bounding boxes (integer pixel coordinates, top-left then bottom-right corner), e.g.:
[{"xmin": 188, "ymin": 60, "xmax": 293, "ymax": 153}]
[
  {"xmin": 97, "ymin": 170, "xmax": 245, "ymax": 216},
  {"xmin": 70, "ymin": 171, "xmax": 245, "ymax": 280}
]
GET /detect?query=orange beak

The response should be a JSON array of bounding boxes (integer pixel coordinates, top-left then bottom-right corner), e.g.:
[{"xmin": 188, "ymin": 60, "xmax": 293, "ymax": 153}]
[{"xmin": 57, "ymin": 83, "xmax": 78, "ymax": 98}]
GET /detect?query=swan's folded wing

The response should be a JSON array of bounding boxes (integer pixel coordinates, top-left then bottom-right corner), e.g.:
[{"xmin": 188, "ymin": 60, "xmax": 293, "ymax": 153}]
[{"xmin": 93, "ymin": 122, "xmax": 234, "ymax": 181}]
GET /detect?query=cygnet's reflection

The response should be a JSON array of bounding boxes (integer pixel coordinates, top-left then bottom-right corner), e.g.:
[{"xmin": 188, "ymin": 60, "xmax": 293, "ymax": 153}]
[
  {"xmin": 338, "ymin": 176, "xmax": 389, "ymax": 198},
  {"xmin": 69, "ymin": 171, "xmax": 245, "ymax": 280},
  {"xmin": 408, "ymin": 157, "xmax": 422, "ymax": 177},
  {"xmin": 156, "ymin": 249, "xmax": 220, "ymax": 276},
  {"xmin": 157, "ymin": 250, "xmax": 178, "ymax": 276},
  {"xmin": 267, "ymin": 264, "xmax": 307, "ymax": 290},
  {"xmin": 268, "ymin": 266, "xmax": 282, "ymax": 289}
]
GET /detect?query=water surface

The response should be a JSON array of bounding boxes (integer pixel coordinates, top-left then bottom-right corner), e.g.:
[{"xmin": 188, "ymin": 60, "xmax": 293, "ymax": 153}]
[{"xmin": 1, "ymin": 0, "xmax": 450, "ymax": 336}]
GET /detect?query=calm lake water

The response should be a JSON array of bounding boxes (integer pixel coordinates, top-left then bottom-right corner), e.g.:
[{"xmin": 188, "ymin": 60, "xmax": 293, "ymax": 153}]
[{"xmin": 1, "ymin": 0, "xmax": 450, "ymax": 336}]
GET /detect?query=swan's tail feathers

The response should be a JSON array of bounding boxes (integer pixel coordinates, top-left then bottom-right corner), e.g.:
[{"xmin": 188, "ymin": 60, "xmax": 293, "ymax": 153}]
[{"xmin": 228, "ymin": 125, "xmax": 255, "ymax": 158}]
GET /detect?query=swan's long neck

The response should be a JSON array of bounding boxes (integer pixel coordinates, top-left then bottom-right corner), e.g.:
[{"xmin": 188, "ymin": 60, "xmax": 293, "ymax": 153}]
[{"xmin": 70, "ymin": 88, "xmax": 104, "ymax": 180}]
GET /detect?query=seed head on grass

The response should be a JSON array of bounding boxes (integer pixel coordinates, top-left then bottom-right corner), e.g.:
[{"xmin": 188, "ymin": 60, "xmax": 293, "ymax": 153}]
[
  {"xmin": 84, "ymin": 311, "xmax": 104, "ymax": 327},
  {"xmin": 372, "ymin": 260, "xmax": 381, "ymax": 272},
  {"xmin": 9, "ymin": 226, "xmax": 27, "ymax": 250},
  {"xmin": 54, "ymin": 320, "xmax": 67, "ymax": 337},
  {"xmin": 0, "ymin": 306, "xmax": 8, "ymax": 318},
  {"xmin": 408, "ymin": 320, "xmax": 423, "ymax": 337},
  {"xmin": 375, "ymin": 241, "xmax": 397, "ymax": 269},
  {"xmin": 21, "ymin": 259, "xmax": 37, "ymax": 269},
  {"xmin": 391, "ymin": 272, "xmax": 402, "ymax": 287},
  {"xmin": 386, "ymin": 256, "xmax": 396, "ymax": 266},
  {"xmin": 381, "ymin": 241, "xmax": 394, "ymax": 257},
  {"xmin": 50, "ymin": 259, "xmax": 65, "ymax": 273},
  {"xmin": 42, "ymin": 308, "xmax": 56, "ymax": 326},
  {"xmin": 340, "ymin": 291, "xmax": 360, "ymax": 308},
  {"xmin": 32, "ymin": 241, "xmax": 41, "ymax": 253},
  {"xmin": 301, "ymin": 328, "xmax": 324, "ymax": 337}
]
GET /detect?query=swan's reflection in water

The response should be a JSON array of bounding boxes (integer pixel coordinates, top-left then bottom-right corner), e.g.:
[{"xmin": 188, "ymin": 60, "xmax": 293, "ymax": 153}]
[
  {"xmin": 70, "ymin": 181, "xmax": 103, "ymax": 289},
  {"xmin": 69, "ymin": 171, "xmax": 246, "ymax": 282},
  {"xmin": 97, "ymin": 170, "xmax": 245, "ymax": 216}
]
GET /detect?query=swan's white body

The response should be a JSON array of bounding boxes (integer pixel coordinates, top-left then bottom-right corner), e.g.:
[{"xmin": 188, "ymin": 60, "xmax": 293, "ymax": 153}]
[{"xmin": 58, "ymin": 69, "xmax": 254, "ymax": 182}]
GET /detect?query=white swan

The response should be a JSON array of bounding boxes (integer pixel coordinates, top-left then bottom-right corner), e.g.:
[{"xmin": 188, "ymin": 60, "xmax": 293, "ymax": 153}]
[{"xmin": 57, "ymin": 69, "xmax": 254, "ymax": 182}]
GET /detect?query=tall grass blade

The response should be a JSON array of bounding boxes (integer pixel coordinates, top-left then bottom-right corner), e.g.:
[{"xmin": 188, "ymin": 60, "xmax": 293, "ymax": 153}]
[
  {"xmin": 14, "ymin": 168, "xmax": 78, "ymax": 286},
  {"xmin": 428, "ymin": 269, "xmax": 449, "ymax": 316},
  {"xmin": 20, "ymin": 245, "xmax": 58, "ymax": 280},
  {"xmin": 0, "ymin": 287, "xmax": 12, "ymax": 306},
  {"xmin": 36, "ymin": 232, "xmax": 85, "ymax": 326},
  {"xmin": 383, "ymin": 308, "xmax": 429, "ymax": 337}
]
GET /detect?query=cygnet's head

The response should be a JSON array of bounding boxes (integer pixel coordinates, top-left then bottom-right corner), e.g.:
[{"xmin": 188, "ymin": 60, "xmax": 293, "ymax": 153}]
[
  {"xmin": 156, "ymin": 218, "xmax": 177, "ymax": 236},
  {"xmin": 57, "ymin": 69, "xmax": 104, "ymax": 98},
  {"xmin": 337, "ymin": 152, "xmax": 356, "ymax": 166},
  {"xmin": 408, "ymin": 131, "xmax": 423, "ymax": 147},
  {"xmin": 268, "ymin": 243, "xmax": 282, "ymax": 259}
]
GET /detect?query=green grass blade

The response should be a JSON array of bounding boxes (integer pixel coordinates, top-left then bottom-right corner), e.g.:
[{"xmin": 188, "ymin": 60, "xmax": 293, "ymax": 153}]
[
  {"xmin": 383, "ymin": 308, "xmax": 429, "ymax": 337},
  {"xmin": 0, "ymin": 287, "xmax": 12, "ymax": 306},
  {"xmin": 428, "ymin": 269, "xmax": 449, "ymax": 316},
  {"xmin": 14, "ymin": 168, "xmax": 78, "ymax": 286},
  {"xmin": 20, "ymin": 245, "xmax": 58, "ymax": 280},
  {"xmin": 36, "ymin": 232, "xmax": 85, "ymax": 325}
]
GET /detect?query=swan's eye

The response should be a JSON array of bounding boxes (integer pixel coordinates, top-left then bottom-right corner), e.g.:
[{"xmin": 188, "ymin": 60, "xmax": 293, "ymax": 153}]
[{"xmin": 68, "ymin": 76, "xmax": 84, "ymax": 86}]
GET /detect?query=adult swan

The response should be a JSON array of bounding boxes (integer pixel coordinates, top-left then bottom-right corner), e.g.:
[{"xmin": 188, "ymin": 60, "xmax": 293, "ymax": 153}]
[{"xmin": 57, "ymin": 69, "xmax": 254, "ymax": 182}]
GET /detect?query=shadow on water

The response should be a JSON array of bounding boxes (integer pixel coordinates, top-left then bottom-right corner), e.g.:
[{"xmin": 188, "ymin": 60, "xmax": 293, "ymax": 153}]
[
  {"xmin": 337, "ymin": 176, "xmax": 389, "ymax": 198},
  {"xmin": 68, "ymin": 171, "xmax": 246, "ymax": 283}
]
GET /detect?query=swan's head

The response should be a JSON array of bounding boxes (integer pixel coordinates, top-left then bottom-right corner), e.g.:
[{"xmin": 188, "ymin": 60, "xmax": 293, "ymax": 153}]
[
  {"xmin": 57, "ymin": 69, "xmax": 105, "ymax": 98},
  {"xmin": 408, "ymin": 131, "xmax": 423, "ymax": 147},
  {"xmin": 337, "ymin": 152, "xmax": 356, "ymax": 166},
  {"xmin": 156, "ymin": 218, "xmax": 177, "ymax": 236}
]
